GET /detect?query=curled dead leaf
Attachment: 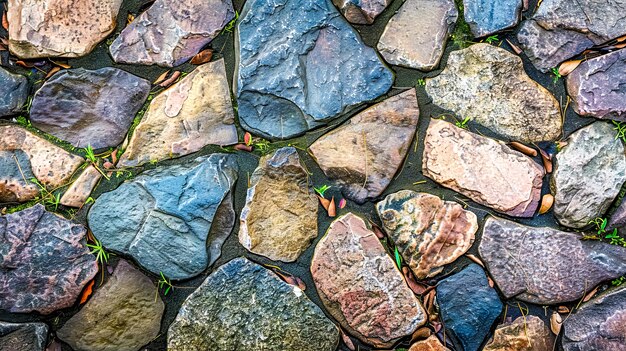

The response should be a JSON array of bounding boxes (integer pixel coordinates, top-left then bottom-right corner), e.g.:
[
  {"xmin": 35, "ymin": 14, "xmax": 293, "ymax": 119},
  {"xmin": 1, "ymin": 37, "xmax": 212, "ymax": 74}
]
[
  {"xmin": 234, "ymin": 144, "xmax": 253, "ymax": 152},
  {"xmin": 411, "ymin": 327, "xmax": 432, "ymax": 342},
  {"xmin": 79, "ymin": 279, "xmax": 95, "ymax": 304},
  {"xmin": 190, "ymin": 49, "xmax": 213, "ymax": 65},
  {"xmin": 583, "ymin": 286, "xmax": 599, "ymax": 303},
  {"xmin": 1, "ymin": 12, "xmax": 7, "ymax": 31},
  {"xmin": 294, "ymin": 276, "xmax": 306, "ymax": 291},
  {"xmin": 370, "ymin": 221, "xmax": 386, "ymax": 239},
  {"xmin": 403, "ymin": 266, "xmax": 428, "ymax": 295},
  {"xmin": 539, "ymin": 194, "xmax": 554, "ymax": 214},
  {"xmin": 339, "ymin": 198, "xmax": 347, "ymax": 209},
  {"xmin": 487, "ymin": 276, "xmax": 495, "ymax": 288},
  {"xmin": 111, "ymin": 149, "xmax": 118, "ymax": 165},
  {"xmin": 49, "ymin": 60, "xmax": 71, "ymax": 69},
  {"xmin": 328, "ymin": 196, "xmax": 336, "ymax": 217},
  {"xmin": 557, "ymin": 306, "xmax": 570, "ymax": 314},
  {"xmin": 559, "ymin": 60, "xmax": 583, "ymax": 76},
  {"xmin": 465, "ymin": 254, "xmax": 485, "ymax": 268},
  {"xmin": 505, "ymin": 39, "xmax": 523, "ymax": 55},
  {"xmin": 340, "ymin": 330, "xmax": 356, "ymax": 351},
  {"xmin": 550, "ymin": 311, "xmax": 563, "ymax": 335},
  {"xmin": 15, "ymin": 60, "xmax": 35, "ymax": 68},
  {"xmin": 509, "ymin": 141, "xmax": 537, "ymax": 157},
  {"xmin": 45, "ymin": 66, "xmax": 61, "ymax": 79},
  {"xmin": 153, "ymin": 70, "xmax": 170, "ymax": 85},
  {"xmin": 317, "ymin": 195, "xmax": 330, "ymax": 211},
  {"xmin": 539, "ymin": 148, "xmax": 553, "ymax": 173},
  {"xmin": 159, "ymin": 71, "xmax": 181, "ymax": 88}
]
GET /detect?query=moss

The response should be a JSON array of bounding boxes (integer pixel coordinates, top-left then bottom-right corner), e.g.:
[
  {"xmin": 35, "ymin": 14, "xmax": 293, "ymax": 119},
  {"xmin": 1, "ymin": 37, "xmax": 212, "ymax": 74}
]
[{"xmin": 451, "ymin": 0, "xmax": 474, "ymax": 48}]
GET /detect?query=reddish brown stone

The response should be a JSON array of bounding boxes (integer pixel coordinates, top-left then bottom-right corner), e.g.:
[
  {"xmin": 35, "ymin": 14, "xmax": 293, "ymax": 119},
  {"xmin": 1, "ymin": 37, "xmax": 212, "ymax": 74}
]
[{"xmin": 409, "ymin": 335, "xmax": 450, "ymax": 351}]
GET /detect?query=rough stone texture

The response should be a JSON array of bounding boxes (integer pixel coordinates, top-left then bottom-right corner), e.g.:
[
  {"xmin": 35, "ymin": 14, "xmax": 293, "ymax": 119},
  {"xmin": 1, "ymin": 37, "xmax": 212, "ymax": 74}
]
[
  {"xmin": 551, "ymin": 122, "xmax": 626, "ymax": 228},
  {"xmin": 464, "ymin": 0, "xmax": 522, "ymax": 37},
  {"xmin": 409, "ymin": 335, "xmax": 451, "ymax": 351},
  {"xmin": 422, "ymin": 119, "xmax": 544, "ymax": 217},
  {"xmin": 0, "ymin": 125, "xmax": 83, "ymax": 204},
  {"xmin": 480, "ymin": 216, "xmax": 626, "ymax": 304},
  {"xmin": 562, "ymin": 286, "xmax": 626, "ymax": 351},
  {"xmin": 0, "ymin": 68, "xmax": 28, "ymax": 117},
  {"xmin": 239, "ymin": 147, "xmax": 317, "ymax": 262},
  {"xmin": 0, "ymin": 321, "xmax": 48, "ymax": 351},
  {"xmin": 7, "ymin": 0, "xmax": 122, "ymax": 58},
  {"xmin": 30, "ymin": 68, "xmax": 151, "ymax": 149},
  {"xmin": 437, "ymin": 263, "xmax": 503, "ymax": 351},
  {"xmin": 333, "ymin": 0, "xmax": 390, "ymax": 24},
  {"xmin": 88, "ymin": 154, "xmax": 237, "ymax": 280},
  {"xmin": 0, "ymin": 204, "xmax": 98, "ymax": 314},
  {"xmin": 483, "ymin": 316, "xmax": 555, "ymax": 351},
  {"xmin": 60, "ymin": 165, "xmax": 102, "ymax": 208},
  {"xmin": 236, "ymin": 0, "xmax": 393, "ymax": 140},
  {"xmin": 311, "ymin": 213, "xmax": 426, "ymax": 348},
  {"xmin": 425, "ymin": 44, "xmax": 562, "ymax": 143},
  {"xmin": 57, "ymin": 260, "xmax": 164, "ymax": 351},
  {"xmin": 376, "ymin": 190, "xmax": 477, "ymax": 279},
  {"xmin": 119, "ymin": 60, "xmax": 237, "ymax": 167},
  {"xmin": 110, "ymin": 0, "xmax": 234, "ymax": 67},
  {"xmin": 309, "ymin": 89, "xmax": 419, "ymax": 204},
  {"xmin": 168, "ymin": 257, "xmax": 339, "ymax": 351},
  {"xmin": 377, "ymin": 0, "xmax": 457, "ymax": 71},
  {"xmin": 566, "ymin": 49, "xmax": 626, "ymax": 121},
  {"xmin": 609, "ymin": 197, "xmax": 626, "ymax": 236}
]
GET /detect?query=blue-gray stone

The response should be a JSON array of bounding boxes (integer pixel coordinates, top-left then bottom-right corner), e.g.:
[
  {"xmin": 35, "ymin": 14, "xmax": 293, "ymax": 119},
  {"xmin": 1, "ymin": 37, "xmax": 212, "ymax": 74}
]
[
  {"xmin": 235, "ymin": 0, "xmax": 393, "ymax": 140},
  {"xmin": 0, "ymin": 67, "xmax": 28, "ymax": 117},
  {"xmin": 437, "ymin": 263, "xmax": 503, "ymax": 351},
  {"xmin": 88, "ymin": 154, "xmax": 238, "ymax": 280},
  {"xmin": 463, "ymin": 0, "xmax": 522, "ymax": 37},
  {"xmin": 0, "ymin": 321, "xmax": 48, "ymax": 351}
]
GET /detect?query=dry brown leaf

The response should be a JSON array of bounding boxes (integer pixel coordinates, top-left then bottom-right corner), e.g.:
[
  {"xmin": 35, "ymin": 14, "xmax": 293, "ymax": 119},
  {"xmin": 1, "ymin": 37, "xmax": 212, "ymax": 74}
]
[
  {"xmin": 159, "ymin": 71, "xmax": 181, "ymax": 88},
  {"xmin": 45, "ymin": 66, "xmax": 61, "ymax": 79},
  {"xmin": 190, "ymin": 49, "xmax": 213, "ymax": 65},
  {"xmin": 539, "ymin": 148, "xmax": 553, "ymax": 173},
  {"xmin": 465, "ymin": 254, "xmax": 485, "ymax": 268},
  {"xmin": 127, "ymin": 13, "xmax": 135, "ymax": 25},
  {"xmin": 487, "ymin": 276, "xmax": 495, "ymax": 288},
  {"xmin": 557, "ymin": 306, "xmax": 570, "ymax": 314},
  {"xmin": 103, "ymin": 161, "xmax": 114, "ymax": 170},
  {"xmin": 370, "ymin": 221, "xmax": 386, "ymax": 239},
  {"xmin": 411, "ymin": 327, "xmax": 432, "ymax": 343},
  {"xmin": 539, "ymin": 194, "xmax": 554, "ymax": 214},
  {"xmin": 509, "ymin": 141, "xmax": 537, "ymax": 157},
  {"xmin": 559, "ymin": 60, "xmax": 583, "ymax": 76},
  {"xmin": 403, "ymin": 266, "xmax": 428, "ymax": 295},
  {"xmin": 615, "ymin": 42, "xmax": 626, "ymax": 49},
  {"xmin": 340, "ymin": 330, "xmax": 356, "ymax": 351},
  {"xmin": 550, "ymin": 312, "xmax": 563, "ymax": 335},
  {"xmin": 505, "ymin": 39, "xmax": 523, "ymax": 55},
  {"xmin": 111, "ymin": 149, "xmax": 118, "ymax": 165},
  {"xmin": 294, "ymin": 276, "xmax": 306, "ymax": 291},
  {"xmin": 15, "ymin": 60, "xmax": 35, "ymax": 68},
  {"xmin": 328, "ymin": 196, "xmax": 336, "ymax": 217},
  {"xmin": 234, "ymin": 144, "xmax": 253, "ymax": 152},
  {"xmin": 2, "ymin": 12, "xmax": 8, "ymax": 31},
  {"xmin": 583, "ymin": 286, "xmax": 599, "ymax": 303},
  {"xmin": 153, "ymin": 70, "xmax": 170, "ymax": 85},
  {"xmin": 50, "ymin": 60, "xmax": 71, "ymax": 69},
  {"xmin": 617, "ymin": 35, "xmax": 626, "ymax": 43},
  {"xmin": 317, "ymin": 195, "xmax": 331, "ymax": 211},
  {"xmin": 79, "ymin": 280, "xmax": 95, "ymax": 304},
  {"xmin": 431, "ymin": 321, "xmax": 442, "ymax": 333}
]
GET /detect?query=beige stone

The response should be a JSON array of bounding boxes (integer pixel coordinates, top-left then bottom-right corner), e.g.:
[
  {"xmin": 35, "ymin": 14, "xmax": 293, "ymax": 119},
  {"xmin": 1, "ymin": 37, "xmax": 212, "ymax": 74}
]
[
  {"xmin": 60, "ymin": 165, "xmax": 102, "ymax": 208},
  {"xmin": 410, "ymin": 335, "xmax": 451, "ymax": 351},
  {"xmin": 484, "ymin": 315, "xmax": 555, "ymax": 351}
]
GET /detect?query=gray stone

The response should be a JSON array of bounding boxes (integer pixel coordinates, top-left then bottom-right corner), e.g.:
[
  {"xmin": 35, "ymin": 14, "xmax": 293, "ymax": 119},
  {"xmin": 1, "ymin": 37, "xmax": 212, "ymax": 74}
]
[
  {"xmin": 30, "ymin": 68, "xmax": 151, "ymax": 149},
  {"xmin": 57, "ymin": 260, "xmax": 164, "ymax": 351},
  {"xmin": 0, "ymin": 321, "xmax": 48, "ymax": 351},
  {"xmin": 333, "ymin": 0, "xmax": 390, "ymax": 24},
  {"xmin": 0, "ymin": 68, "xmax": 28, "ymax": 117},
  {"xmin": 552, "ymin": 122, "xmax": 626, "ymax": 228},
  {"xmin": 235, "ymin": 0, "xmax": 393, "ymax": 140},
  {"xmin": 0, "ymin": 204, "xmax": 98, "ymax": 314},
  {"xmin": 609, "ymin": 197, "xmax": 626, "ymax": 236},
  {"xmin": 425, "ymin": 43, "xmax": 562, "ymax": 143},
  {"xmin": 464, "ymin": 0, "xmax": 522, "ymax": 37},
  {"xmin": 110, "ymin": 0, "xmax": 234, "ymax": 67},
  {"xmin": 480, "ymin": 216, "xmax": 626, "ymax": 304},
  {"xmin": 168, "ymin": 257, "xmax": 339, "ymax": 351},
  {"xmin": 377, "ymin": 0, "xmax": 457, "ymax": 71},
  {"xmin": 88, "ymin": 154, "xmax": 237, "ymax": 280}
]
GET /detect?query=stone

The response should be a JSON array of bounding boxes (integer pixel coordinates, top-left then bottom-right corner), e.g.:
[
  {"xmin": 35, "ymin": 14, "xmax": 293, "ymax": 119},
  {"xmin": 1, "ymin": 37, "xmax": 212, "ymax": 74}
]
[
  {"xmin": 566, "ymin": 49, "xmax": 626, "ymax": 121},
  {"xmin": 0, "ymin": 204, "xmax": 98, "ymax": 314},
  {"xmin": 109, "ymin": 0, "xmax": 234, "ymax": 67},
  {"xmin": 119, "ymin": 60, "xmax": 238, "ymax": 167},
  {"xmin": 376, "ymin": 190, "xmax": 477, "ymax": 279},
  {"xmin": 239, "ymin": 147, "xmax": 318, "ymax": 262},
  {"xmin": 409, "ymin": 335, "xmax": 450, "ymax": 351},
  {"xmin": 30, "ymin": 68, "xmax": 150, "ymax": 149},
  {"xmin": 57, "ymin": 260, "xmax": 164, "ymax": 351},
  {"xmin": 551, "ymin": 122, "xmax": 626, "ymax": 228},
  {"xmin": 483, "ymin": 316, "xmax": 555, "ymax": 351},
  {"xmin": 60, "ymin": 165, "xmax": 102, "ymax": 207},
  {"xmin": 309, "ymin": 89, "xmax": 419, "ymax": 204},
  {"xmin": 0, "ymin": 125, "xmax": 83, "ymax": 203},
  {"xmin": 0, "ymin": 321, "xmax": 48, "ymax": 351},
  {"xmin": 236, "ymin": 0, "xmax": 393, "ymax": 140},
  {"xmin": 425, "ymin": 43, "xmax": 562, "ymax": 143},
  {"xmin": 463, "ymin": 0, "xmax": 522, "ymax": 37},
  {"xmin": 436, "ymin": 264, "xmax": 503, "ymax": 351},
  {"xmin": 311, "ymin": 213, "xmax": 426, "ymax": 347},
  {"xmin": 422, "ymin": 119, "xmax": 544, "ymax": 217},
  {"xmin": 0, "ymin": 68, "xmax": 28, "ymax": 117},
  {"xmin": 609, "ymin": 197, "xmax": 626, "ymax": 235},
  {"xmin": 333, "ymin": 0, "xmax": 390, "ymax": 24},
  {"xmin": 562, "ymin": 285, "xmax": 626, "ymax": 351},
  {"xmin": 168, "ymin": 257, "xmax": 339, "ymax": 350},
  {"xmin": 7, "ymin": 0, "xmax": 122, "ymax": 58},
  {"xmin": 88, "ymin": 154, "xmax": 237, "ymax": 280},
  {"xmin": 480, "ymin": 216, "xmax": 626, "ymax": 304},
  {"xmin": 377, "ymin": 0, "xmax": 457, "ymax": 71}
]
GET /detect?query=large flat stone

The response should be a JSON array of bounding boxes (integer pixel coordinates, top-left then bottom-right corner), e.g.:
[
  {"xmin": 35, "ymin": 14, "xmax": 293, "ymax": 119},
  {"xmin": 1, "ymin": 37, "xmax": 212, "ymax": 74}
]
[
  {"xmin": 0, "ymin": 321, "xmax": 48, "ymax": 351},
  {"xmin": 311, "ymin": 212, "xmax": 426, "ymax": 348},
  {"xmin": 119, "ymin": 60, "xmax": 238, "ymax": 167},
  {"xmin": 463, "ymin": 0, "xmax": 521, "ymax": 37},
  {"xmin": 110, "ymin": 0, "xmax": 234, "ymax": 67},
  {"xmin": 168, "ymin": 257, "xmax": 339, "ymax": 351},
  {"xmin": 0, "ymin": 204, "xmax": 98, "ymax": 314},
  {"xmin": 309, "ymin": 89, "xmax": 419, "ymax": 204},
  {"xmin": 235, "ymin": 0, "xmax": 393, "ymax": 140},
  {"xmin": 551, "ymin": 122, "xmax": 626, "ymax": 228},
  {"xmin": 333, "ymin": 0, "xmax": 390, "ymax": 24},
  {"xmin": 88, "ymin": 154, "xmax": 237, "ymax": 280},
  {"xmin": 425, "ymin": 43, "xmax": 562, "ymax": 143},
  {"xmin": 376, "ymin": 190, "xmax": 477, "ymax": 279},
  {"xmin": 480, "ymin": 216, "xmax": 626, "ymax": 304},
  {"xmin": 422, "ymin": 119, "xmax": 544, "ymax": 217},
  {"xmin": 484, "ymin": 315, "xmax": 555, "ymax": 351},
  {"xmin": 0, "ymin": 68, "xmax": 28, "ymax": 117}
]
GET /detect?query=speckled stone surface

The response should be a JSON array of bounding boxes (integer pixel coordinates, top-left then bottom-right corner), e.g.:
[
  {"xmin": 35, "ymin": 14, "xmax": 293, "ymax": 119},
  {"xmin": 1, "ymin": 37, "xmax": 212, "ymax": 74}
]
[
  {"xmin": 332, "ymin": 0, "xmax": 391, "ymax": 24},
  {"xmin": 0, "ymin": 68, "xmax": 28, "ymax": 117},
  {"xmin": 463, "ymin": 0, "xmax": 522, "ymax": 37},
  {"xmin": 0, "ymin": 321, "xmax": 48, "ymax": 351}
]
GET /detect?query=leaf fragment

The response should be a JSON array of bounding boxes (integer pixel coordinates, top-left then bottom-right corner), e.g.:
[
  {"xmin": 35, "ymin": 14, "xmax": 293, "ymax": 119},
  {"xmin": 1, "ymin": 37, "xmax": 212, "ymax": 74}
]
[
  {"xmin": 190, "ymin": 49, "xmax": 213, "ymax": 65},
  {"xmin": 153, "ymin": 70, "xmax": 170, "ymax": 85},
  {"xmin": 550, "ymin": 311, "xmax": 563, "ymax": 335},
  {"xmin": 539, "ymin": 194, "xmax": 554, "ymax": 214},
  {"xmin": 327, "ymin": 196, "xmax": 336, "ymax": 217},
  {"xmin": 509, "ymin": 141, "xmax": 537, "ymax": 157},
  {"xmin": 559, "ymin": 60, "xmax": 583, "ymax": 76},
  {"xmin": 45, "ymin": 66, "xmax": 61, "ymax": 79},
  {"xmin": 79, "ymin": 280, "xmax": 95, "ymax": 304}
]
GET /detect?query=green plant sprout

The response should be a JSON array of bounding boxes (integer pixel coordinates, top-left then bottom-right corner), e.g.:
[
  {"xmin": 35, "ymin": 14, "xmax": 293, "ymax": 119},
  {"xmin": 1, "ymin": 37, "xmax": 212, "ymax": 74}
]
[
  {"xmin": 551, "ymin": 67, "xmax": 562, "ymax": 84},
  {"xmin": 30, "ymin": 178, "xmax": 61, "ymax": 211},
  {"xmin": 158, "ymin": 272, "xmax": 173, "ymax": 296},
  {"xmin": 87, "ymin": 238, "xmax": 109, "ymax": 264},
  {"xmin": 613, "ymin": 276, "xmax": 626, "ymax": 287},
  {"xmin": 589, "ymin": 217, "xmax": 626, "ymax": 247},
  {"xmin": 314, "ymin": 185, "xmax": 331, "ymax": 198},
  {"xmin": 394, "ymin": 247, "xmax": 402, "ymax": 269},
  {"xmin": 222, "ymin": 11, "xmax": 239, "ymax": 34},
  {"xmin": 84, "ymin": 145, "xmax": 97, "ymax": 163},
  {"xmin": 417, "ymin": 78, "xmax": 426, "ymax": 86},
  {"xmin": 455, "ymin": 117, "xmax": 471, "ymax": 129},
  {"xmin": 613, "ymin": 121, "xmax": 626, "ymax": 143},
  {"xmin": 484, "ymin": 35, "xmax": 499, "ymax": 44},
  {"xmin": 253, "ymin": 139, "xmax": 271, "ymax": 152}
]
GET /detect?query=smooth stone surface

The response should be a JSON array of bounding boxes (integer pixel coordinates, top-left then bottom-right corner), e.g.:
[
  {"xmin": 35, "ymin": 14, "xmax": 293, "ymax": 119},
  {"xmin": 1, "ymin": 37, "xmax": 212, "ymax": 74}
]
[
  {"xmin": 376, "ymin": 190, "xmax": 477, "ymax": 279},
  {"xmin": 333, "ymin": 0, "xmax": 390, "ymax": 24},
  {"xmin": 168, "ymin": 257, "xmax": 339, "ymax": 351},
  {"xmin": 0, "ymin": 125, "xmax": 83, "ymax": 203},
  {"xmin": 609, "ymin": 197, "xmax": 626, "ymax": 236},
  {"xmin": 0, "ymin": 68, "xmax": 28, "ymax": 117},
  {"xmin": 239, "ymin": 147, "xmax": 317, "ymax": 262},
  {"xmin": 480, "ymin": 216, "xmax": 626, "ymax": 304},
  {"xmin": 110, "ymin": 0, "xmax": 234, "ymax": 67},
  {"xmin": 562, "ymin": 286, "xmax": 626, "ymax": 351},
  {"xmin": 57, "ymin": 260, "xmax": 164, "ymax": 351},
  {"xmin": 377, "ymin": 0, "xmax": 457, "ymax": 71},
  {"xmin": 30, "ymin": 68, "xmax": 151, "ymax": 149},
  {"xmin": 437, "ymin": 264, "xmax": 503, "ymax": 351},
  {"xmin": 551, "ymin": 122, "xmax": 626, "ymax": 228},
  {"xmin": 60, "ymin": 165, "xmax": 101, "ymax": 208},
  {"xmin": 0, "ymin": 204, "xmax": 98, "ymax": 314},
  {"xmin": 235, "ymin": 0, "xmax": 393, "ymax": 140},
  {"xmin": 119, "ymin": 60, "xmax": 238, "ymax": 167},
  {"xmin": 483, "ymin": 315, "xmax": 555, "ymax": 351},
  {"xmin": 409, "ymin": 335, "xmax": 450, "ymax": 351},
  {"xmin": 0, "ymin": 321, "xmax": 48, "ymax": 351},
  {"xmin": 566, "ymin": 49, "xmax": 626, "ymax": 121},
  {"xmin": 422, "ymin": 119, "xmax": 544, "ymax": 217},
  {"xmin": 425, "ymin": 43, "xmax": 562, "ymax": 143},
  {"xmin": 88, "ymin": 154, "xmax": 237, "ymax": 280},
  {"xmin": 311, "ymin": 213, "xmax": 426, "ymax": 347},
  {"xmin": 309, "ymin": 89, "xmax": 419, "ymax": 204},
  {"xmin": 464, "ymin": 0, "xmax": 522, "ymax": 37}
]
